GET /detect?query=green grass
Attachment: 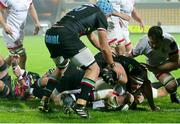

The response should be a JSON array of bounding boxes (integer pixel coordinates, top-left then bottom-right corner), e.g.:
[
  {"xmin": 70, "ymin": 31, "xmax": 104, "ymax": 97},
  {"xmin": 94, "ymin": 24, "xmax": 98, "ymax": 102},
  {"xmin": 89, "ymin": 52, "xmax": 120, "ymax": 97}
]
[{"xmin": 0, "ymin": 34, "xmax": 180, "ymax": 123}]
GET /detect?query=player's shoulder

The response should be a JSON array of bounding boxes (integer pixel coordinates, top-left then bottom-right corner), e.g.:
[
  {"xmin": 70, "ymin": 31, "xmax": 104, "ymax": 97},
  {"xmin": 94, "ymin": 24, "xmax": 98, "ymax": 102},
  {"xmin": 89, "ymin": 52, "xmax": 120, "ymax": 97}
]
[
  {"xmin": 163, "ymin": 32, "xmax": 176, "ymax": 43},
  {"xmin": 139, "ymin": 34, "xmax": 149, "ymax": 44}
]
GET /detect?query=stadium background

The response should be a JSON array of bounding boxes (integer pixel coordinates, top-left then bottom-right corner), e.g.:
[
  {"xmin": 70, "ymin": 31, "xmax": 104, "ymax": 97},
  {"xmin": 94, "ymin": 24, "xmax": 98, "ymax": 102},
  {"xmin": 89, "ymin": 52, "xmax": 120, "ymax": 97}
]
[
  {"xmin": 0, "ymin": 0, "xmax": 180, "ymax": 123},
  {"xmin": 23, "ymin": 0, "xmax": 180, "ymax": 34}
]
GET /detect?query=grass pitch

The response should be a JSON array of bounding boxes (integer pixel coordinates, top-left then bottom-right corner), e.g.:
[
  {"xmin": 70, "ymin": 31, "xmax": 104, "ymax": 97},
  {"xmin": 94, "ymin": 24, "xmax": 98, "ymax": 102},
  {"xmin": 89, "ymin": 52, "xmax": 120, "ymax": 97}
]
[{"xmin": 0, "ymin": 34, "xmax": 179, "ymax": 123}]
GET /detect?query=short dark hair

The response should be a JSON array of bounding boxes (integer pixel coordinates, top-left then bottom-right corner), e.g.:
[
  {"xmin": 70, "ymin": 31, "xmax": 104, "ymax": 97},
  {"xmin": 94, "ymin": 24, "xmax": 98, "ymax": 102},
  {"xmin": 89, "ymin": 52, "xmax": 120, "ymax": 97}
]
[{"xmin": 148, "ymin": 26, "xmax": 163, "ymax": 40}]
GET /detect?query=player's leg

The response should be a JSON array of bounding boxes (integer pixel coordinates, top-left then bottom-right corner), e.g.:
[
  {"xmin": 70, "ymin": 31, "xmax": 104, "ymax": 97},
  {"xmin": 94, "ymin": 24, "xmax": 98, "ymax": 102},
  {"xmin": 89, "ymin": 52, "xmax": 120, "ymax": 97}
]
[
  {"xmin": 0, "ymin": 56, "xmax": 12, "ymax": 97},
  {"xmin": 3, "ymin": 30, "xmax": 26, "ymax": 69},
  {"xmin": 70, "ymin": 47, "xmax": 99, "ymax": 118},
  {"xmin": 156, "ymin": 72, "xmax": 180, "ymax": 103},
  {"xmin": 124, "ymin": 30, "xmax": 133, "ymax": 56},
  {"xmin": 152, "ymin": 87, "xmax": 168, "ymax": 98}
]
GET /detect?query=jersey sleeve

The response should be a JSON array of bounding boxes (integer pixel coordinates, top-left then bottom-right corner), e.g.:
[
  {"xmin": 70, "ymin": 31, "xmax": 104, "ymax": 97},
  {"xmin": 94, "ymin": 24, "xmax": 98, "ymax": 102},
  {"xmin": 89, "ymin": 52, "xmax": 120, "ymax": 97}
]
[
  {"xmin": 96, "ymin": 12, "xmax": 108, "ymax": 31},
  {"xmin": 168, "ymin": 36, "xmax": 179, "ymax": 56},
  {"xmin": 131, "ymin": 36, "xmax": 147, "ymax": 57},
  {"xmin": 0, "ymin": 0, "xmax": 8, "ymax": 8}
]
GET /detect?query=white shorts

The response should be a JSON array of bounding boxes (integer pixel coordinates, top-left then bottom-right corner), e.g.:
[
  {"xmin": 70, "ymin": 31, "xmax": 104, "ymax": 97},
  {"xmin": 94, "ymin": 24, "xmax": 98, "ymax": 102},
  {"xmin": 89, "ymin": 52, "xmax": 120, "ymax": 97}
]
[
  {"xmin": 107, "ymin": 17, "xmax": 124, "ymax": 45},
  {"xmin": 2, "ymin": 29, "xmax": 24, "ymax": 49},
  {"xmin": 121, "ymin": 29, "xmax": 131, "ymax": 47},
  {"xmin": 70, "ymin": 47, "xmax": 95, "ymax": 68}
]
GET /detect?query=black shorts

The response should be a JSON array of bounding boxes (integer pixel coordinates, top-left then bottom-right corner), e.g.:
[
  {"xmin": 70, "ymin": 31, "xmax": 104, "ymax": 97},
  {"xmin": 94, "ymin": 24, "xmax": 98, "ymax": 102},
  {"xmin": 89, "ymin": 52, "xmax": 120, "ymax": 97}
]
[
  {"xmin": 56, "ymin": 62, "xmax": 85, "ymax": 93},
  {"xmin": 45, "ymin": 27, "xmax": 85, "ymax": 59}
]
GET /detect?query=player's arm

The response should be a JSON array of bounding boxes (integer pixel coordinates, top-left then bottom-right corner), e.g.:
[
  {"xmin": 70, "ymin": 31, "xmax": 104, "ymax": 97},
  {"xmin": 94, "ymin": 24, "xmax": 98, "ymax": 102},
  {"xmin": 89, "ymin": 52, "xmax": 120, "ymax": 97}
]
[
  {"xmin": 0, "ymin": 3, "xmax": 12, "ymax": 35},
  {"xmin": 157, "ymin": 42, "xmax": 180, "ymax": 72},
  {"xmin": 97, "ymin": 30, "xmax": 124, "ymax": 80},
  {"xmin": 157, "ymin": 54, "xmax": 179, "ymax": 72},
  {"xmin": 29, "ymin": 3, "xmax": 40, "ymax": 35},
  {"xmin": 131, "ymin": 8, "xmax": 145, "ymax": 32},
  {"xmin": 112, "ymin": 11, "xmax": 131, "ymax": 21},
  {"xmin": 143, "ymin": 78, "xmax": 160, "ymax": 111},
  {"xmin": 87, "ymin": 32, "xmax": 101, "ymax": 51}
]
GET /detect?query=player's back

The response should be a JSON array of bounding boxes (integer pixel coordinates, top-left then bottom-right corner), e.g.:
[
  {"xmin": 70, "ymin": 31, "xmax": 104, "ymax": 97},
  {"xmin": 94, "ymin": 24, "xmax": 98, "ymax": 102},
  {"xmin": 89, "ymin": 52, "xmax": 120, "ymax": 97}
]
[{"xmin": 56, "ymin": 4, "xmax": 108, "ymax": 36}]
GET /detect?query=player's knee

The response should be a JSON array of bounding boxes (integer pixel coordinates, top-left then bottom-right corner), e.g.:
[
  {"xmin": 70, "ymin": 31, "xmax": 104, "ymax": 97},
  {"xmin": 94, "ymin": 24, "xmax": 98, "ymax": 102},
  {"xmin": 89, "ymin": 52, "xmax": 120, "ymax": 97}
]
[
  {"xmin": 162, "ymin": 75, "xmax": 178, "ymax": 93},
  {"xmin": 88, "ymin": 63, "xmax": 100, "ymax": 74},
  {"xmin": 165, "ymin": 80, "xmax": 178, "ymax": 94},
  {"xmin": 0, "ymin": 81, "xmax": 9, "ymax": 96},
  {"xmin": 0, "ymin": 81, "xmax": 4, "ymax": 90}
]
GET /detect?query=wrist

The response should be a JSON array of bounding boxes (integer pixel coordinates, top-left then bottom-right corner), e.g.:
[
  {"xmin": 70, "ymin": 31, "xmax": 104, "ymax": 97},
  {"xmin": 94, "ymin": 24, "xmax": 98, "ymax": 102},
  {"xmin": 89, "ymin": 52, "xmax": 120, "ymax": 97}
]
[{"xmin": 109, "ymin": 63, "xmax": 115, "ymax": 69}]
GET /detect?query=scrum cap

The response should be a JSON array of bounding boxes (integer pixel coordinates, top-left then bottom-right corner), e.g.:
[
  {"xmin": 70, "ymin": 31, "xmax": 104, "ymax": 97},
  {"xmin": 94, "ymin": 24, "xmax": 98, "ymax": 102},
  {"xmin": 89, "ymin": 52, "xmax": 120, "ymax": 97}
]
[{"xmin": 96, "ymin": 0, "xmax": 113, "ymax": 16}]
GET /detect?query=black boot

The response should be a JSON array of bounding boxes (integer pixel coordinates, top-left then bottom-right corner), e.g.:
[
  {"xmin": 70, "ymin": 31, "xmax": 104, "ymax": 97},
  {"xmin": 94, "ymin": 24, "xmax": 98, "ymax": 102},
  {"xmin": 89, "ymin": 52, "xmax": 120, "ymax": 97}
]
[
  {"xmin": 170, "ymin": 92, "xmax": 180, "ymax": 104},
  {"xmin": 38, "ymin": 97, "xmax": 51, "ymax": 112},
  {"xmin": 64, "ymin": 102, "xmax": 89, "ymax": 118},
  {"xmin": 71, "ymin": 103, "xmax": 89, "ymax": 118}
]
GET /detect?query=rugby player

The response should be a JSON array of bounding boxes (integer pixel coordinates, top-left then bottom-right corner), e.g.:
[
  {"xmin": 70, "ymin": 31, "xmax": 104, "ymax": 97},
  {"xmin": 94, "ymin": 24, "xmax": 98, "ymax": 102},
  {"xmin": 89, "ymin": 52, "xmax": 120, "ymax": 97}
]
[
  {"xmin": 129, "ymin": 26, "xmax": 180, "ymax": 104},
  {"xmin": 0, "ymin": 0, "xmax": 40, "ymax": 69},
  {"xmin": 43, "ymin": 0, "xmax": 126, "ymax": 118},
  {"xmin": 107, "ymin": 0, "xmax": 144, "ymax": 56}
]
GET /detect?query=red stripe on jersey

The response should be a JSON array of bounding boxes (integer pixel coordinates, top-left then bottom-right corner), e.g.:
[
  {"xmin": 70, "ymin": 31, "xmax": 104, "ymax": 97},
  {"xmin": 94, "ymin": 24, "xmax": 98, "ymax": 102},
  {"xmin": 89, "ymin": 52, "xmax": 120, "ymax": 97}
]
[
  {"xmin": 125, "ymin": 42, "xmax": 131, "ymax": 47},
  {"xmin": 117, "ymin": 38, "xmax": 125, "ymax": 44},
  {"xmin": 0, "ymin": 2, "xmax": 7, "ymax": 8},
  {"xmin": 97, "ymin": 28, "xmax": 106, "ymax": 31},
  {"xmin": 108, "ymin": 38, "xmax": 117, "ymax": 44}
]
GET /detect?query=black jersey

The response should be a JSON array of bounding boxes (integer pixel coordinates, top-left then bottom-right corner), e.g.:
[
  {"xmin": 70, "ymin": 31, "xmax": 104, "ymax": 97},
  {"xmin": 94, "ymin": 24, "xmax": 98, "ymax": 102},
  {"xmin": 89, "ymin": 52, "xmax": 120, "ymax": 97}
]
[
  {"xmin": 56, "ymin": 4, "xmax": 108, "ymax": 36},
  {"xmin": 95, "ymin": 52, "xmax": 143, "ymax": 77}
]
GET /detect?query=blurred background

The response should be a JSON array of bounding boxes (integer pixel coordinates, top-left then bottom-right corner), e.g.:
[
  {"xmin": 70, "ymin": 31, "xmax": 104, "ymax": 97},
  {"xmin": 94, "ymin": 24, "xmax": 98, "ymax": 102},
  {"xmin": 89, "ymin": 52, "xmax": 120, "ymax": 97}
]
[{"xmin": 1, "ymin": 0, "xmax": 180, "ymax": 35}]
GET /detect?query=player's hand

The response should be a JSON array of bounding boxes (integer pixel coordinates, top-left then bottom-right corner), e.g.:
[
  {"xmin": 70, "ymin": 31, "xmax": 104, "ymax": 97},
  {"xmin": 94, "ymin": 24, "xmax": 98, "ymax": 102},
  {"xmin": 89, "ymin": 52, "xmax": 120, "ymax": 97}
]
[
  {"xmin": 33, "ymin": 23, "xmax": 41, "ymax": 35},
  {"xmin": 139, "ymin": 21, "xmax": 145, "ymax": 32},
  {"xmin": 111, "ymin": 63, "xmax": 127, "ymax": 84},
  {"xmin": 4, "ymin": 23, "xmax": 13, "ymax": 35}
]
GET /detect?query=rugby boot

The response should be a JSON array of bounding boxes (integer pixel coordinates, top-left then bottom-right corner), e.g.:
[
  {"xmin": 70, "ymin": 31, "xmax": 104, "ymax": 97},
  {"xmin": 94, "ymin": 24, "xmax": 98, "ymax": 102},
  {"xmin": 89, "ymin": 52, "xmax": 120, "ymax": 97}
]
[
  {"xmin": 38, "ymin": 98, "xmax": 51, "ymax": 112},
  {"xmin": 71, "ymin": 103, "xmax": 89, "ymax": 118},
  {"xmin": 62, "ymin": 93, "xmax": 76, "ymax": 114},
  {"xmin": 170, "ymin": 92, "xmax": 180, "ymax": 104}
]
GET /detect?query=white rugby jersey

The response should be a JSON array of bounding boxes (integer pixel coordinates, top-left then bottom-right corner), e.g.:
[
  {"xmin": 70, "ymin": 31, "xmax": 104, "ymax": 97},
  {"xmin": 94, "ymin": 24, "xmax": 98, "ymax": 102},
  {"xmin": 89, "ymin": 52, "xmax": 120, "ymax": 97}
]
[
  {"xmin": 119, "ymin": 0, "xmax": 135, "ymax": 29},
  {"xmin": 0, "ymin": 0, "xmax": 32, "ymax": 32},
  {"xmin": 132, "ymin": 33, "xmax": 179, "ymax": 66}
]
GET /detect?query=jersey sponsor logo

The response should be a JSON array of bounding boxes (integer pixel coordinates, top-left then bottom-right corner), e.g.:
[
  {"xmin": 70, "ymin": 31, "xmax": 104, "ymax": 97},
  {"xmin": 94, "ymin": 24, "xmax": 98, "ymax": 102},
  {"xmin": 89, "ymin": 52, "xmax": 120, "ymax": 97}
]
[{"xmin": 45, "ymin": 35, "xmax": 59, "ymax": 44}]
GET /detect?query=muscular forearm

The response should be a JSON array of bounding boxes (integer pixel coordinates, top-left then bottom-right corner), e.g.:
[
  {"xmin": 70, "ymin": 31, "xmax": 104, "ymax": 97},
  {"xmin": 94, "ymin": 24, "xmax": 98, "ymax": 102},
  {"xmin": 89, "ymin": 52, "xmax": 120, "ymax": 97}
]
[
  {"xmin": 157, "ymin": 62, "xmax": 179, "ymax": 72},
  {"xmin": 112, "ymin": 11, "xmax": 131, "ymax": 21},
  {"xmin": 143, "ymin": 80, "xmax": 157, "ymax": 110},
  {"xmin": 132, "ymin": 9, "xmax": 143, "ymax": 24},
  {"xmin": 101, "ymin": 47, "xmax": 114, "ymax": 65},
  {"xmin": 87, "ymin": 33, "xmax": 101, "ymax": 51}
]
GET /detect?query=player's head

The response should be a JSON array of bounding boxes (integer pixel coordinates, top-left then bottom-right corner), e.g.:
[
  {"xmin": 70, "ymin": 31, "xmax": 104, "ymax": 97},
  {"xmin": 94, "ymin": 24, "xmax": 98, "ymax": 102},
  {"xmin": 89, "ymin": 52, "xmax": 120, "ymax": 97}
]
[
  {"xmin": 148, "ymin": 26, "xmax": 163, "ymax": 49},
  {"xmin": 96, "ymin": 0, "xmax": 113, "ymax": 16},
  {"xmin": 129, "ymin": 68, "xmax": 146, "ymax": 91}
]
